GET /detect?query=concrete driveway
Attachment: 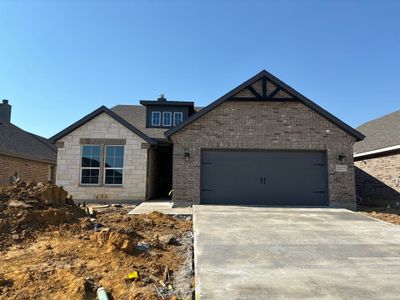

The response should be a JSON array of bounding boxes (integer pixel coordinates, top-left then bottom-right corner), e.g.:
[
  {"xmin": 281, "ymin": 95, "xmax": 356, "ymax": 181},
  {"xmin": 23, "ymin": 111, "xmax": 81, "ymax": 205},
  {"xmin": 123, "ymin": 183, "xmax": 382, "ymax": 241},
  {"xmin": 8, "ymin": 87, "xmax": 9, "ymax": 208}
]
[{"xmin": 193, "ymin": 206, "xmax": 400, "ymax": 299}]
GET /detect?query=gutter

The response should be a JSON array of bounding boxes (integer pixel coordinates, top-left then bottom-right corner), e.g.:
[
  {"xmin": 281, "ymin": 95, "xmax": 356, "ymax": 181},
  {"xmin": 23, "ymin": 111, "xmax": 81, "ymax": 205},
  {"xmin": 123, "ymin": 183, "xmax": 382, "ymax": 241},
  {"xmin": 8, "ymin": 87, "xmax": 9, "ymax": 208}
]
[
  {"xmin": 354, "ymin": 144, "xmax": 400, "ymax": 159},
  {"xmin": 0, "ymin": 150, "xmax": 56, "ymax": 165}
]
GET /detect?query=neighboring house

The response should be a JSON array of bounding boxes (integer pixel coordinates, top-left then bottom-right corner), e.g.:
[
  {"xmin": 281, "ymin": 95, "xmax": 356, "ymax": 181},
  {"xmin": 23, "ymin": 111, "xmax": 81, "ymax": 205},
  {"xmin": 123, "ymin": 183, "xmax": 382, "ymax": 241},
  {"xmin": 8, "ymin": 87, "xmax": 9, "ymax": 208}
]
[
  {"xmin": 354, "ymin": 110, "xmax": 400, "ymax": 206},
  {"xmin": 0, "ymin": 100, "xmax": 57, "ymax": 185},
  {"xmin": 51, "ymin": 70, "xmax": 364, "ymax": 209}
]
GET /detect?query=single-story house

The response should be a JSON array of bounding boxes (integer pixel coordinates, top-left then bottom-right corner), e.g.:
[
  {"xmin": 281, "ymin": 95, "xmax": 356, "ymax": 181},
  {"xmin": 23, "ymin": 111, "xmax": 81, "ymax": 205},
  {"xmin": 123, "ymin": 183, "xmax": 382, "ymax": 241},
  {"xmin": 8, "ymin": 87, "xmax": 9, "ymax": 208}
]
[
  {"xmin": 51, "ymin": 70, "xmax": 364, "ymax": 209},
  {"xmin": 0, "ymin": 99, "xmax": 57, "ymax": 185},
  {"xmin": 354, "ymin": 110, "xmax": 400, "ymax": 206}
]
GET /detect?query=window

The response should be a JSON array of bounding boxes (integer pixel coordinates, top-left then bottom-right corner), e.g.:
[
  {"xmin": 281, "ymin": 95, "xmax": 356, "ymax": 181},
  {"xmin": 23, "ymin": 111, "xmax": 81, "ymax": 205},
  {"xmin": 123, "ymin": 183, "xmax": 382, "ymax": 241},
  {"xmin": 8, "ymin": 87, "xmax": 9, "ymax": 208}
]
[
  {"xmin": 162, "ymin": 112, "xmax": 172, "ymax": 126},
  {"xmin": 81, "ymin": 145, "xmax": 101, "ymax": 184},
  {"xmin": 151, "ymin": 111, "xmax": 161, "ymax": 126},
  {"xmin": 173, "ymin": 112, "xmax": 183, "ymax": 126},
  {"xmin": 104, "ymin": 145, "xmax": 124, "ymax": 185}
]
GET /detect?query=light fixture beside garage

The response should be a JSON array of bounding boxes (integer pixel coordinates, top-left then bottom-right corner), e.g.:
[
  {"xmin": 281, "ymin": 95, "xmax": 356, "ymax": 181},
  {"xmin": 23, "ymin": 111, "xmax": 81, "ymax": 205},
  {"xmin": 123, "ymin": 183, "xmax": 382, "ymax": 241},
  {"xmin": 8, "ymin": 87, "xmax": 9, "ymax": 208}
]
[
  {"xmin": 184, "ymin": 151, "xmax": 190, "ymax": 161},
  {"xmin": 338, "ymin": 154, "xmax": 347, "ymax": 164}
]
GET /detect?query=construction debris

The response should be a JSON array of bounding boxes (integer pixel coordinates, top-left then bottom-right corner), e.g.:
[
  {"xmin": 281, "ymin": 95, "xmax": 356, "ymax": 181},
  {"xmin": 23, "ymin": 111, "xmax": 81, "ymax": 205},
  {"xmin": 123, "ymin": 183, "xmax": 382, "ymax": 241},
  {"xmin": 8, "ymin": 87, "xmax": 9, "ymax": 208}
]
[
  {"xmin": 159, "ymin": 234, "xmax": 180, "ymax": 246},
  {"xmin": 159, "ymin": 280, "xmax": 166, "ymax": 288},
  {"xmin": 0, "ymin": 185, "xmax": 194, "ymax": 299},
  {"xmin": 96, "ymin": 287, "xmax": 109, "ymax": 300},
  {"xmin": 149, "ymin": 274, "xmax": 160, "ymax": 283},
  {"xmin": 153, "ymin": 284, "xmax": 166, "ymax": 300},
  {"xmin": 127, "ymin": 271, "xmax": 139, "ymax": 280},
  {"xmin": 164, "ymin": 266, "xmax": 170, "ymax": 282}
]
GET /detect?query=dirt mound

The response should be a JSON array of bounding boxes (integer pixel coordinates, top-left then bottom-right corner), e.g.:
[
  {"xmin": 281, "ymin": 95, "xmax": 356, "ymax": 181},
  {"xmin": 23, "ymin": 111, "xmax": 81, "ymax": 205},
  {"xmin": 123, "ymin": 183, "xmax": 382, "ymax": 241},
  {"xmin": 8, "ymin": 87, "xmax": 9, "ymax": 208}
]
[
  {"xmin": 91, "ymin": 230, "xmax": 141, "ymax": 255},
  {"xmin": 0, "ymin": 206, "xmax": 193, "ymax": 300},
  {"xmin": 0, "ymin": 179, "xmax": 73, "ymax": 208},
  {"xmin": 0, "ymin": 180, "xmax": 85, "ymax": 250}
]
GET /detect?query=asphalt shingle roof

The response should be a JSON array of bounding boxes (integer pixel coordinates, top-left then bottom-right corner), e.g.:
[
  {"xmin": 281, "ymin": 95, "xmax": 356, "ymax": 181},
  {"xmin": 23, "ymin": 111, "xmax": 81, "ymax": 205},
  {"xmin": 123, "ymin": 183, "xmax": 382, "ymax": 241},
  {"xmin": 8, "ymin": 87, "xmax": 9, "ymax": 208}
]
[
  {"xmin": 111, "ymin": 105, "xmax": 167, "ymax": 139},
  {"xmin": 111, "ymin": 105, "xmax": 203, "ymax": 140},
  {"xmin": 354, "ymin": 110, "xmax": 400, "ymax": 154},
  {"xmin": 0, "ymin": 122, "xmax": 57, "ymax": 163}
]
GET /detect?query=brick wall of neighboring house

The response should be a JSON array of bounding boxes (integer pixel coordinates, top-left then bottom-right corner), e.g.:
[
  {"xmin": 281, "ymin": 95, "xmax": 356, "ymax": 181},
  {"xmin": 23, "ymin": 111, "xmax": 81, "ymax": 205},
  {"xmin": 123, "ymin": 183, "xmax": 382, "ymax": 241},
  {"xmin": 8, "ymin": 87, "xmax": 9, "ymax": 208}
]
[
  {"xmin": 0, "ymin": 154, "xmax": 54, "ymax": 185},
  {"xmin": 170, "ymin": 100, "xmax": 357, "ymax": 209},
  {"xmin": 55, "ymin": 112, "xmax": 148, "ymax": 201},
  {"xmin": 355, "ymin": 153, "xmax": 400, "ymax": 206}
]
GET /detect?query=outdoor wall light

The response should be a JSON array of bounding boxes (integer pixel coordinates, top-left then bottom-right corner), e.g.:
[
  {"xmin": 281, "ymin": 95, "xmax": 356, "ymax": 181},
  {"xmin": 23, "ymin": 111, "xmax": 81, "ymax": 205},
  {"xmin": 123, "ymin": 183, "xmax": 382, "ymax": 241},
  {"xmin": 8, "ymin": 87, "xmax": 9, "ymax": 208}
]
[
  {"xmin": 184, "ymin": 151, "xmax": 190, "ymax": 161},
  {"xmin": 338, "ymin": 154, "xmax": 347, "ymax": 163}
]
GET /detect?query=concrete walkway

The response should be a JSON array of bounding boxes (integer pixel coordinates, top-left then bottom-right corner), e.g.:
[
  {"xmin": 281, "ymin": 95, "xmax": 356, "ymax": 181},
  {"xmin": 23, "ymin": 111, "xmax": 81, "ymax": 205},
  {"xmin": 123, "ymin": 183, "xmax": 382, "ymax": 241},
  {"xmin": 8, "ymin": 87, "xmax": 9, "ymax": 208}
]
[
  {"xmin": 194, "ymin": 206, "xmax": 400, "ymax": 299},
  {"xmin": 128, "ymin": 201, "xmax": 192, "ymax": 215}
]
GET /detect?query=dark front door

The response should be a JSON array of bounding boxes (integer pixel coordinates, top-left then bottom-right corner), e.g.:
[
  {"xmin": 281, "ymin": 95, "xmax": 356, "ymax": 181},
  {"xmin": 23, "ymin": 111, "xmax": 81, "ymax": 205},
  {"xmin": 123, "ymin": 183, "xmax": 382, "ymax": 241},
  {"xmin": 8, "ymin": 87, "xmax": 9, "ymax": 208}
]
[
  {"xmin": 200, "ymin": 150, "xmax": 328, "ymax": 206},
  {"xmin": 147, "ymin": 146, "xmax": 172, "ymax": 200}
]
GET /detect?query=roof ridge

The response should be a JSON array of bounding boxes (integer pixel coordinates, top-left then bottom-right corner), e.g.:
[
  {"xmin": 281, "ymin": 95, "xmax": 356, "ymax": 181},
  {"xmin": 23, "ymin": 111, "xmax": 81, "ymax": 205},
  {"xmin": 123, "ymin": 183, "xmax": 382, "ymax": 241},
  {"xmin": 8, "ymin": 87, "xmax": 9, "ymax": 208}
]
[
  {"xmin": 356, "ymin": 109, "xmax": 400, "ymax": 129},
  {"xmin": 111, "ymin": 104, "xmax": 143, "ymax": 108},
  {"xmin": 0, "ymin": 122, "xmax": 56, "ymax": 163},
  {"xmin": 9, "ymin": 123, "xmax": 55, "ymax": 152},
  {"xmin": 28, "ymin": 131, "xmax": 57, "ymax": 153}
]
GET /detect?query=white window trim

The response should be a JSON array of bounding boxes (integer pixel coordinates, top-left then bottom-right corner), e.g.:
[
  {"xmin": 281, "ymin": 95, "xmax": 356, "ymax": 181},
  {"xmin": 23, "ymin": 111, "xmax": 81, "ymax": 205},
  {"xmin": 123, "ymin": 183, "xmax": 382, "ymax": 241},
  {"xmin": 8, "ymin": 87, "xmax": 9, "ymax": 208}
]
[
  {"xmin": 151, "ymin": 111, "xmax": 161, "ymax": 126},
  {"xmin": 80, "ymin": 144, "xmax": 101, "ymax": 185},
  {"xmin": 173, "ymin": 112, "xmax": 183, "ymax": 126},
  {"xmin": 104, "ymin": 145, "xmax": 125, "ymax": 186},
  {"xmin": 162, "ymin": 112, "xmax": 172, "ymax": 126}
]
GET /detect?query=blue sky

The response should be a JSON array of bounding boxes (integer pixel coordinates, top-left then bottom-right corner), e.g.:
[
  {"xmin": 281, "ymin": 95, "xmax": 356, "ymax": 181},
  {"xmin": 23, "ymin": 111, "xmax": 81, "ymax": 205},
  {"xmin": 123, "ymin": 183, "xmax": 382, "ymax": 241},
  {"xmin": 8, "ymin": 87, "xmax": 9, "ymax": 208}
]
[{"xmin": 0, "ymin": 0, "xmax": 399, "ymax": 138}]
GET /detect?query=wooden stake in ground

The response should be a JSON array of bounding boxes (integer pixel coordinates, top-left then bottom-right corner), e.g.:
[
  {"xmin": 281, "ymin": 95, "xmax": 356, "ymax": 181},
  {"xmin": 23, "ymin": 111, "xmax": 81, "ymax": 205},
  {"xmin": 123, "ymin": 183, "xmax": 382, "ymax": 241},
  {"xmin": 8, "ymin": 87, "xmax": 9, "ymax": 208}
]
[{"xmin": 163, "ymin": 266, "xmax": 169, "ymax": 282}]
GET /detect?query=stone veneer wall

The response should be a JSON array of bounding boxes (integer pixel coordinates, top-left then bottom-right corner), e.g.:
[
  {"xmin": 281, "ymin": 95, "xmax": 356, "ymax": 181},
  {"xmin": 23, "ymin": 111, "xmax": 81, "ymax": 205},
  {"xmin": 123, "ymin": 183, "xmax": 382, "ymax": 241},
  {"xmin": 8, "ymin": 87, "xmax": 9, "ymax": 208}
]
[
  {"xmin": 170, "ymin": 100, "xmax": 357, "ymax": 209},
  {"xmin": 55, "ymin": 113, "xmax": 147, "ymax": 200},
  {"xmin": 355, "ymin": 152, "xmax": 400, "ymax": 206},
  {"xmin": 0, "ymin": 154, "xmax": 53, "ymax": 185}
]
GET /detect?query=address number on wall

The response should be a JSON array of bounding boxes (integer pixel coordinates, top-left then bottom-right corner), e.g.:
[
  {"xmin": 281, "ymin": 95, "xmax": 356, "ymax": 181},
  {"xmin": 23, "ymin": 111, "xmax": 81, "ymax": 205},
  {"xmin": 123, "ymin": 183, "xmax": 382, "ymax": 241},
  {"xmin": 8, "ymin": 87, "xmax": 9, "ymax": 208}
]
[{"xmin": 335, "ymin": 165, "xmax": 347, "ymax": 172}]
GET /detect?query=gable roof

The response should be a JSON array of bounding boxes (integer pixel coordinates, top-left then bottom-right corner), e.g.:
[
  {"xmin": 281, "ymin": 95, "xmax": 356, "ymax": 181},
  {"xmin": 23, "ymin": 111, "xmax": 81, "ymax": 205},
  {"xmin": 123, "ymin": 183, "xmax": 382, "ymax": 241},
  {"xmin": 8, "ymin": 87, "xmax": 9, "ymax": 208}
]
[
  {"xmin": 110, "ymin": 105, "xmax": 204, "ymax": 140},
  {"xmin": 354, "ymin": 110, "xmax": 400, "ymax": 155},
  {"xmin": 165, "ymin": 70, "xmax": 365, "ymax": 141},
  {"xmin": 111, "ymin": 105, "xmax": 167, "ymax": 139},
  {"xmin": 50, "ymin": 106, "xmax": 156, "ymax": 145},
  {"xmin": 0, "ymin": 121, "xmax": 56, "ymax": 164}
]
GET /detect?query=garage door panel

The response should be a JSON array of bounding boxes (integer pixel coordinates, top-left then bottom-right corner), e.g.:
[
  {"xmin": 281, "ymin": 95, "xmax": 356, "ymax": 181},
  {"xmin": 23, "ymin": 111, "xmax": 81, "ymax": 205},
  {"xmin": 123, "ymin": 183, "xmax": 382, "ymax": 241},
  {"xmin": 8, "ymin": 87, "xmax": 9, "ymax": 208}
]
[
  {"xmin": 201, "ymin": 150, "xmax": 328, "ymax": 206},
  {"xmin": 201, "ymin": 151, "xmax": 266, "ymax": 204}
]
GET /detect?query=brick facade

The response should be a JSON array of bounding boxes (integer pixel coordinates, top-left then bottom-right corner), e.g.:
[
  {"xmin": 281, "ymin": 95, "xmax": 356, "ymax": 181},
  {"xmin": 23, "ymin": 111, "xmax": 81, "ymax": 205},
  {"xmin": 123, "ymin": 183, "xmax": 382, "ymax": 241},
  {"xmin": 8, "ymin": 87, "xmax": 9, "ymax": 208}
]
[
  {"xmin": 355, "ymin": 152, "xmax": 400, "ymax": 206},
  {"xmin": 56, "ymin": 112, "xmax": 148, "ymax": 201},
  {"xmin": 170, "ymin": 100, "xmax": 357, "ymax": 209},
  {"xmin": 0, "ymin": 154, "xmax": 53, "ymax": 185}
]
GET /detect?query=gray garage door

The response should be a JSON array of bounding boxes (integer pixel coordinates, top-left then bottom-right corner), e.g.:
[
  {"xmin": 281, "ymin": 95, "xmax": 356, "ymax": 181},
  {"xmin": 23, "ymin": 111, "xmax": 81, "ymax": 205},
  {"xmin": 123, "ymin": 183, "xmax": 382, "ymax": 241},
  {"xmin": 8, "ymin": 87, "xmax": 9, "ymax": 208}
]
[{"xmin": 201, "ymin": 150, "xmax": 328, "ymax": 206}]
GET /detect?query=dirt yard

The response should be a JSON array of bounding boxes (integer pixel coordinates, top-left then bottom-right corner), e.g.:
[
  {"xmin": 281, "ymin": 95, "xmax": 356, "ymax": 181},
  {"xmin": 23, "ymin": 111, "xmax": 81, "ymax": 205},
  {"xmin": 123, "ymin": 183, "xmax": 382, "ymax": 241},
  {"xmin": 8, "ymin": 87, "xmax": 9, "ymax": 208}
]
[
  {"xmin": 0, "ymin": 181, "xmax": 193, "ymax": 300},
  {"xmin": 358, "ymin": 205, "xmax": 400, "ymax": 225}
]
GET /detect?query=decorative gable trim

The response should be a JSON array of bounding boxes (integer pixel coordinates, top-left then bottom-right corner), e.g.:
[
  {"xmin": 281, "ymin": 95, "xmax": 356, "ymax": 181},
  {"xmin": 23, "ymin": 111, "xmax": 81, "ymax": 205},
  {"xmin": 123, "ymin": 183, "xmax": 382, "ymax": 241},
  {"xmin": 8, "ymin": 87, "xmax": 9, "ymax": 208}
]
[
  {"xmin": 165, "ymin": 70, "xmax": 365, "ymax": 141},
  {"xmin": 232, "ymin": 77, "xmax": 294, "ymax": 101},
  {"xmin": 231, "ymin": 86, "xmax": 294, "ymax": 101}
]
